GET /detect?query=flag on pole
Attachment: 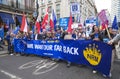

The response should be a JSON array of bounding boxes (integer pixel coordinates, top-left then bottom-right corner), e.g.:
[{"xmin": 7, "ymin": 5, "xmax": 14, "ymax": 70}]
[
  {"xmin": 101, "ymin": 21, "xmax": 108, "ymax": 30},
  {"xmin": 20, "ymin": 14, "xmax": 28, "ymax": 32},
  {"xmin": 53, "ymin": 10, "xmax": 57, "ymax": 31},
  {"xmin": 41, "ymin": 8, "xmax": 48, "ymax": 30},
  {"xmin": 98, "ymin": 10, "xmax": 108, "ymax": 30},
  {"xmin": 49, "ymin": 10, "xmax": 57, "ymax": 31},
  {"xmin": 112, "ymin": 15, "xmax": 118, "ymax": 30},
  {"xmin": 67, "ymin": 13, "xmax": 73, "ymax": 33},
  {"xmin": 35, "ymin": 19, "xmax": 41, "ymax": 33},
  {"xmin": 50, "ymin": 12, "xmax": 54, "ymax": 31}
]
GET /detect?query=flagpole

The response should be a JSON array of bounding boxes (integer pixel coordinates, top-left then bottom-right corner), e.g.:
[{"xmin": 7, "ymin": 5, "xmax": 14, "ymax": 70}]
[{"xmin": 105, "ymin": 24, "xmax": 111, "ymax": 39}]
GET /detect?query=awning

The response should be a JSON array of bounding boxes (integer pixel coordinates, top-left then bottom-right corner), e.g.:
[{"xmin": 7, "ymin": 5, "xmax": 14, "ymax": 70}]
[
  {"xmin": 16, "ymin": 15, "xmax": 22, "ymax": 24},
  {"xmin": 0, "ymin": 12, "xmax": 14, "ymax": 24}
]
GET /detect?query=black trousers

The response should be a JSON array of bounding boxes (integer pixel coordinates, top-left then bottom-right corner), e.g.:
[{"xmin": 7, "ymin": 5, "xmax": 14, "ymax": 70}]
[{"xmin": 9, "ymin": 45, "xmax": 14, "ymax": 54}]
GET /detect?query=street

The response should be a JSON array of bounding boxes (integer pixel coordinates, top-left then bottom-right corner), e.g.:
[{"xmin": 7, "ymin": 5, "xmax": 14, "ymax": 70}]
[{"xmin": 0, "ymin": 54, "xmax": 120, "ymax": 79}]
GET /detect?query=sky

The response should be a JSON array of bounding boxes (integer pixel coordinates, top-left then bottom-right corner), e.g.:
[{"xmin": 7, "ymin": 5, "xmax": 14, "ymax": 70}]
[{"xmin": 95, "ymin": 0, "xmax": 111, "ymax": 12}]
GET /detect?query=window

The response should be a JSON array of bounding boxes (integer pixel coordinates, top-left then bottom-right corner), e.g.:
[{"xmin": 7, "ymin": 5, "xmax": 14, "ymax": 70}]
[
  {"xmin": 25, "ymin": 0, "xmax": 30, "ymax": 9},
  {"xmin": 11, "ymin": 0, "xmax": 14, "ymax": 7},
  {"xmin": 2, "ymin": 0, "xmax": 7, "ymax": 5},
  {"xmin": 20, "ymin": 0, "xmax": 25, "ymax": 9},
  {"xmin": 56, "ymin": 4, "xmax": 60, "ymax": 12},
  {"xmin": 0, "ymin": 0, "xmax": 2, "ymax": 4},
  {"xmin": 16, "ymin": 0, "xmax": 19, "ymax": 8},
  {"xmin": 41, "ymin": 8, "xmax": 45, "ymax": 16},
  {"xmin": 56, "ymin": 0, "xmax": 61, "ymax": 2},
  {"xmin": 81, "ymin": 0, "xmax": 84, "ymax": 4},
  {"xmin": 41, "ymin": 0, "xmax": 44, "ymax": 5},
  {"xmin": 48, "ymin": 6, "xmax": 52, "ymax": 13},
  {"xmin": 69, "ymin": 0, "xmax": 77, "ymax": 3},
  {"xmin": 18, "ymin": 0, "xmax": 23, "ymax": 8},
  {"xmin": 48, "ymin": 0, "xmax": 51, "ymax": 3}
]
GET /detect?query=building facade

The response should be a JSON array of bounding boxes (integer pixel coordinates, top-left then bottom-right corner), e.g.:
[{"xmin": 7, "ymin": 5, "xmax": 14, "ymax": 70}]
[
  {"xmin": 111, "ymin": 0, "xmax": 120, "ymax": 22},
  {"xmin": 0, "ymin": 0, "xmax": 35, "ymax": 27},
  {"xmin": 37, "ymin": 0, "xmax": 97, "ymax": 24}
]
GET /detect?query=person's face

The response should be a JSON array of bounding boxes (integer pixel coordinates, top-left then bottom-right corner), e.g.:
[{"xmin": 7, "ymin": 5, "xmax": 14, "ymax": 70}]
[
  {"xmin": 94, "ymin": 26, "xmax": 99, "ymax": 32},
  {"xmin": 78, "ymin": 28, "xmax": 82, "ymax": 32},
  {"xmin": 109, "ymin": 28, "xmax": 113, "ymax": 33}
]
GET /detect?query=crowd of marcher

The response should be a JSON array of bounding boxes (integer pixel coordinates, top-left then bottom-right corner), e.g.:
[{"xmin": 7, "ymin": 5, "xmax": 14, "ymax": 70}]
[{"xmin": 0, "ymin": 24, "xmax": 120, "ymax": 77}]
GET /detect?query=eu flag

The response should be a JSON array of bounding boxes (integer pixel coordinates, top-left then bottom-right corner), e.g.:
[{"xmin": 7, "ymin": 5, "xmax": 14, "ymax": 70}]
[{"xmin": 112, "ymin": 16, "xmax": 118, "ymax": 30}]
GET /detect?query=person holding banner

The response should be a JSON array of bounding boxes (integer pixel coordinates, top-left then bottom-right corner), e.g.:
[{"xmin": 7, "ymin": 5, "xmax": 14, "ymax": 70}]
[
  {"xmin": 64, "ymin": 32, "xmax": 73, "ymax": 67},
  {"xmin": 64, "ymin": 32, "xmax": 73, "ymax": 40},
  {"xmin": 77, "ymin": 27, "xmax": 86, "ymax": 40},
  {"xmin": 100, "ymin": 27, "xmax": 117, "ymax": 77},
  {"xmin": 108, "ymin": 33, "xmax": 120, "ymax": 45},
  {"xmin": 90, "ymin": 25, "xmax": 101, "ymax": 41},
  {"xmin": 5, "ymin": 30, "xmax": 11, "ymax": 54},
  {"xmin": 10, "ymin": 33, "xmax": 16, "ymax": 55},
  {"xmin": 101, "ymin": 27, "xmax": 116, "ymax": 43},
  {"xmin": 34, "ymin": 31, "xmax": 39, "ymax": 40},
  {"xmin": 55, "ymin": 28, "xmax": 61, "ymax": 39},
  {"xmin": 89, "ymin": 25, "xmax": 101, "ymax": 74}
]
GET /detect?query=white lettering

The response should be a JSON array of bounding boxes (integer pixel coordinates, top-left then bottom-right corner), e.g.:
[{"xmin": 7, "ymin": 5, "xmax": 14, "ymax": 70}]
[
  {"xmin": 74, "ymin": 48, "xmax": 79, "ymax": 55},
  {"xmin": 34, "ymin": 45, "xmax": 53, "ymax": 51},
  {"xmin": 43, "ymin": 45, "xmax": 53, "ymax": 51},
  {"xmin": 54, "ymin": 45, "xmax": 62, "ymax": 52},
  {"xmin": 63, "ymin": 46, "xmax": 67, "ymax": 53},
  {"xmin": 27, "ymin": 44, "xmax": 33, "ymax": 49},
  {"xmin": 63, "ymin": 46, "xmax": 79, "ymax": 55},
  {"xmin": 35, "ymin": 45, "xmax": 43, "ymax": 49}
]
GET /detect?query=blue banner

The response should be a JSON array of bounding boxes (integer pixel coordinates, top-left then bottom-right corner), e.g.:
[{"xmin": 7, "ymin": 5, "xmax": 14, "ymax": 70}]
[{"xmin": 14, "ymin": 39, "xmax": 112, "ymax": 77}]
